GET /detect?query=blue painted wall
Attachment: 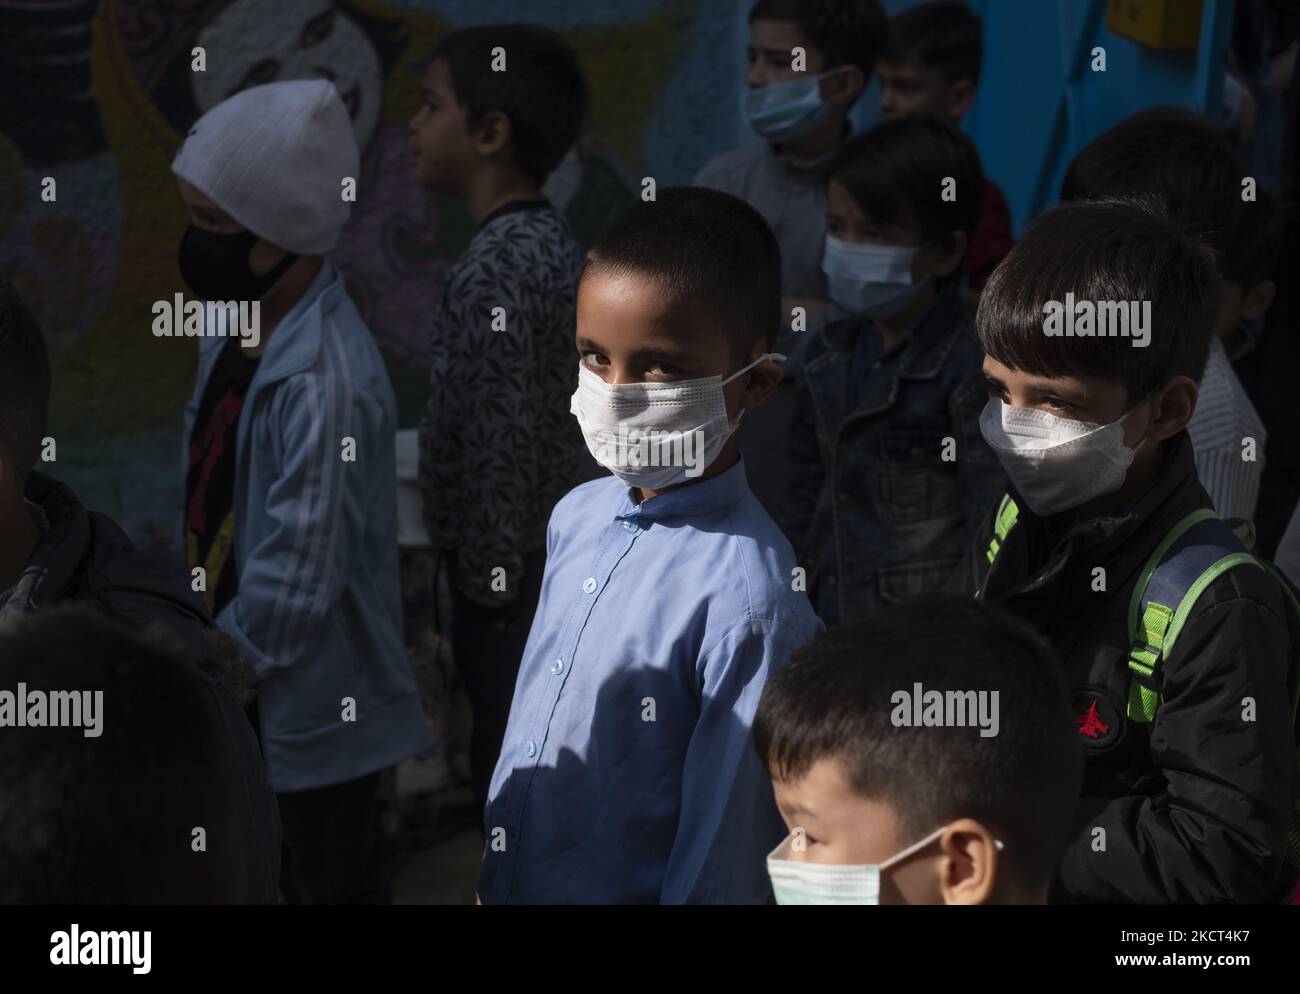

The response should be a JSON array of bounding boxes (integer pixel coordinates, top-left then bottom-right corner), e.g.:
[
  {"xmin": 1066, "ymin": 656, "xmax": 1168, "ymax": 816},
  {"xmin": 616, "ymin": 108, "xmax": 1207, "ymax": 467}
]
[{"xmin": 965, "ymin": 0, "xmax": 1234, "ymax": 232}]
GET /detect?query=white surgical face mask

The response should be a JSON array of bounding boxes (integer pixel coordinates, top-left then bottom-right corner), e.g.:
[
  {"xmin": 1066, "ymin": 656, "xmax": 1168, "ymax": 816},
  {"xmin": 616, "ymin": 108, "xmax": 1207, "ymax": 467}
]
[
  {"xmin": 822, "ymin": 235, "xmax": 929, "ymax": 319},
  {"xmin": 978, "ymin": 398, "xmax": 1149, "ymax": 516},
  {"xmin": 741, "ymin": 73, "xmax": 836, "ymax": 145},
  {"xmin": 570, "ymin": 353, "xmax": 784, "ymax": 490},
  {"xmin": 767, "ymin": 824, "xmax": 1000, "ymax": 905}
]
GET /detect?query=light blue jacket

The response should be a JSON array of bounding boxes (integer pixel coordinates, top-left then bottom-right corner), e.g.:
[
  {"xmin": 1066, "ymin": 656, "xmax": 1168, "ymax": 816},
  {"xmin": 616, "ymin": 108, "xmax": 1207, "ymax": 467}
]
[{"xmin": 181, "ymin": 262, "xmax": 432, "ymax": 792}]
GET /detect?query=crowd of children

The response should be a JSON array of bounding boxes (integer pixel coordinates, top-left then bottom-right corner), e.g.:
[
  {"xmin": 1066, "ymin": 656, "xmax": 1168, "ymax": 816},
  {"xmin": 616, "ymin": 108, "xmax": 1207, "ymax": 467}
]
[{"xmin": 2, "ymin": 1, "xmax": 1299, "ymax": 906}]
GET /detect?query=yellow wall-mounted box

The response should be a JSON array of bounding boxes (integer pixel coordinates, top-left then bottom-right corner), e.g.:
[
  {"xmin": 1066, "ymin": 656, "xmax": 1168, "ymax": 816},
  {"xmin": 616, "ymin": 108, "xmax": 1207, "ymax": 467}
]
[{"xmin": 1106, "ymin": 0, "xmax": 1204, "ymax": 51}]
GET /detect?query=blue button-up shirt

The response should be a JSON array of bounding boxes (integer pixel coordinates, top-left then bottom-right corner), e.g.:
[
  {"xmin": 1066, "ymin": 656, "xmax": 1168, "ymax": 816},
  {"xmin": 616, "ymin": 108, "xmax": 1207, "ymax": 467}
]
[{"xmin": 478, "ymin": 458, "xmax": 823, "ymax": 903}]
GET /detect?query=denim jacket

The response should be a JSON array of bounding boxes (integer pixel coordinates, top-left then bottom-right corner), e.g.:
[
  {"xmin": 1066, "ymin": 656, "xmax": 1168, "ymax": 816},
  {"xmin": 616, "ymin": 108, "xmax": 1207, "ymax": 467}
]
[{"xmin": 779, "ymin": 286, "xmax": 1004, "ymax": 625}]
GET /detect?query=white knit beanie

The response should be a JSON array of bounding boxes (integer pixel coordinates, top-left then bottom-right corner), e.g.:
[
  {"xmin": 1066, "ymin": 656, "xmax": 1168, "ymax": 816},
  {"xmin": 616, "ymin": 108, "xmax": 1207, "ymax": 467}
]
[{"xmin": 172, "ymin": 79, "xmax": 359, "ymax": 255}]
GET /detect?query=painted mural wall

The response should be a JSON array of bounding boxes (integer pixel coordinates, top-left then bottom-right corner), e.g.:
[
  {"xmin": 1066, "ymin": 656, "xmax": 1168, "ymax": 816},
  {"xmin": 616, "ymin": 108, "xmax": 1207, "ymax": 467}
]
[{"xmin": 0, "ymin": 0, "xmax": 754, "ymax": 548}]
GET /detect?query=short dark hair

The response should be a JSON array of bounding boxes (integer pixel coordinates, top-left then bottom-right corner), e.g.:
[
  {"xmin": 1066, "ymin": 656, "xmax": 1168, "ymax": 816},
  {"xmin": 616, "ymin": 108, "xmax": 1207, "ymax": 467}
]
[
  {"xmin": 431, "ymin": 24, "xmax": 588, "ymax": 184},
  {"xmin": 753, "ymin": 595, "xmax": 1082, "ymax": 893},
  {"xmin": 882, "ymin": 1, "xmax": 983, "ymax": 86},
  {"xmin": 583, "ymin": 187, "xmax": 782, "ymax": 354},
  {"xmin": 0, "ymin": 606, "xmax": 258, "ymax": 903},
  {"xmin": 829, "ymin": 114, "xmax": 984, "ymax": 246},
  {"xmin": 749, "ymin": 0, "xmax": 887, "ymax": 79},
  {"xmin": 1061, "ymin": 106, "xmax": 1282, "ymax": 285},
  {"xmin": 0, "ymin": 277, "xmax": 50, "ymax": 488},
  {"xmin": 977, "ymin": 197, "xmax": 1220, "ymax": 402}
]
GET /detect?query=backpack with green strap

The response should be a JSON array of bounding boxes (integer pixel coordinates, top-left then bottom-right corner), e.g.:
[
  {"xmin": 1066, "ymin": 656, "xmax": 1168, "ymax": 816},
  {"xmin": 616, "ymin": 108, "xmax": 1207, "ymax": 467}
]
[{"xmin": 979, "ymin": 494, "xmax": 1300, "ymax": 872}]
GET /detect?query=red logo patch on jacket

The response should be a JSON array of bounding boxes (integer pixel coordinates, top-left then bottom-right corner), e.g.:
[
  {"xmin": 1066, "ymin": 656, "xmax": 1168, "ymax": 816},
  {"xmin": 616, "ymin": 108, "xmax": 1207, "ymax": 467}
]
[
  {"xmin": 1070, "ymin": 688, "xmax": 1122, "ymax": 752},
  {"xmin": 1076, "ymin": 700, "xmax": 1110, "ymax": 739}
]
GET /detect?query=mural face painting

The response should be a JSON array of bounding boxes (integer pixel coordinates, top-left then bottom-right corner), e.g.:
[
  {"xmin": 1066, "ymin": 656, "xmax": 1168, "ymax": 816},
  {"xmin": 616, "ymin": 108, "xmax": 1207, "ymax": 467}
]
[{"xmin": 0, "ymin": 0, "xmax": 686, "ymax": 541}]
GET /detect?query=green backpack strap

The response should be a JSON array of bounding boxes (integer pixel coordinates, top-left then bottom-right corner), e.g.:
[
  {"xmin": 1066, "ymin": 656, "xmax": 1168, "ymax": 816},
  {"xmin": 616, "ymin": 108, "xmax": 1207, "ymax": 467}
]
[
  {"xmin": 1221, "ymin": 516, "xmax": 1258, "ymax": 553},
  {"xmin": 1126, "ymin": 512, "xmax": 1300, "ymax": 873},
  {"xmin": 1126, "ymin": 509, "xmax": 1262, "ymax": 723},
  {"xmin": 975, "ymin": 499, "xmax": 1300, "ymax": 873},
  {"xmin": 974, "ymin": 494, "xmax": 1020, "ymax": 603},
  {"xmin": 986, "ymin": 494, "xmax": 1020, "ymax": 564}
]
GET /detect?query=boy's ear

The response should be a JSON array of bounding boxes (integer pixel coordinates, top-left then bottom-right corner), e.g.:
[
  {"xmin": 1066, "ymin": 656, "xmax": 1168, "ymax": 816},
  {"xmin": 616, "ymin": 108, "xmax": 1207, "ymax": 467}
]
[
  {"xmin": 1145, "ymin": 376, "xmax": 1199, "ymax": 441},
  {"xmin": 734, "ymin": 354, "xmax": 784, "ymax": 414},
  {"xmin": 945, "ymin": 78, "xmax": 976, "ymax": 119},
  {"xmin": 822, "ymin": 65, "xmax": 866, "ymax": 108},
  {"xmin": 471, "ymin": 109, "xmax": 514, "ymax": 158},
  {"xmin": 937, "ymin": 818, "xmax": 999, "ymax": 905},
  {"xmin": 931, "ymin": 231, "xmax": 969, "ymax": 279},
  {"xmin": 1241, "ymin": 278, "xmax": 1276, "ymax": 319}
]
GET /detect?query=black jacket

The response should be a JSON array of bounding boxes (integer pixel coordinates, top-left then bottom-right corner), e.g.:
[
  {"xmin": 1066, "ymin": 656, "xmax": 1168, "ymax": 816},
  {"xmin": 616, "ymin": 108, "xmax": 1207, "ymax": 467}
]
[
  {"xmin": 1, "ymin": 472, "xmax": 280, "ymax": 903},
  {"xmin": 954, "ymin": 433, "xmax": 1298, "ymax": 904}
]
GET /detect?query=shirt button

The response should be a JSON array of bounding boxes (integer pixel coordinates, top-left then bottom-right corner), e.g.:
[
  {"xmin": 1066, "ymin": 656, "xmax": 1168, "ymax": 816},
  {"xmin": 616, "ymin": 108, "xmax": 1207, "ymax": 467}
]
[
  {"xmin": 550, "ymin": 658, "xmax": 565, "ymax": 675},
  {"xmin": 622, "ymin": 520, "xmax": 639, "ymax": 534},
  {"xmin": 525, "ymin": 740, "xmax": 537, "ymax": 758},
  {"xmin": 582, "ymin": 576, "xmax": 598, "ymax": 593}
]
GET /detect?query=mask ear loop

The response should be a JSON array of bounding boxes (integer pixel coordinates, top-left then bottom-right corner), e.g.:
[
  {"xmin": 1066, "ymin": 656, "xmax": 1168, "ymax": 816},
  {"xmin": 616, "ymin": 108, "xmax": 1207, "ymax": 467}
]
[
  {"xmin": 1117, "ymin": 393, "xmax": 1156, "ymax": 456},
  {"xmin": 876, "ymin": 825, "xmax": 949, "ymax": 872},
  {"xmin": 877, "ymin": 825, "xmax": 1007, "ymax": 873},
  {"xmin": 721, "ymin": 352, "xmax": 786, "ymax": 387},
  {"xmin": 720, "ymin": 354, "xmax": 786, "ymax": 429}
]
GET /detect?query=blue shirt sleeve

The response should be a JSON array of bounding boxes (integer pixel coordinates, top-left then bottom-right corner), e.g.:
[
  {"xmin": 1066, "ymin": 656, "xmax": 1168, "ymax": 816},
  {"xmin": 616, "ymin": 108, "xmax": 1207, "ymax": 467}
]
[{"xmin": 658, "ymin": 617, "xmax": 805, "ymax": 904}]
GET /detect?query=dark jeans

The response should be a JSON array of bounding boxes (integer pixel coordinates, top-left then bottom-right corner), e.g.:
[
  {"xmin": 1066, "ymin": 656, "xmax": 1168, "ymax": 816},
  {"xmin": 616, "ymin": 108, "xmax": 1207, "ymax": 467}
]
[
  {"xmin": 447, "ymin": 548, "xmax": 547, "ymax": 835},
  {"xmin": 246, "ymin": 699, "xmax": 390, "ymax": 904},
  {"xmin": 275, "ymin": 771, "xmax": 389, "ymax": 905}
]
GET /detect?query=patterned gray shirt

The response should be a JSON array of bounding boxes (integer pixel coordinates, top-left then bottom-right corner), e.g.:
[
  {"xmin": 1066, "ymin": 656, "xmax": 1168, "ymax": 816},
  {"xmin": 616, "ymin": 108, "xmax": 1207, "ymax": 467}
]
[{"xmin": 418, "ymin": 200, "xmax": 588, "ymax": 606}]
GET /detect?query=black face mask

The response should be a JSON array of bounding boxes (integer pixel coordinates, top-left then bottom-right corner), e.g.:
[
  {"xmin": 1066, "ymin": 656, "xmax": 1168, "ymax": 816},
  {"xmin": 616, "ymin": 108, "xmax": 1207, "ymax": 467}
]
[{"xmin": 178, "ymin": 225, "xmax": 299, "ymax": 302}]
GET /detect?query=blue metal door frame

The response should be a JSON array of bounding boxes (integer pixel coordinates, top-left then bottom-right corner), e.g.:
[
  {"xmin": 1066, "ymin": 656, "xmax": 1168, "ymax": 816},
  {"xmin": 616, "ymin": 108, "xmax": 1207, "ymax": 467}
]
[{"xmin": 965, "ymin": 0, "xmax": 1236, "ymax": 232}]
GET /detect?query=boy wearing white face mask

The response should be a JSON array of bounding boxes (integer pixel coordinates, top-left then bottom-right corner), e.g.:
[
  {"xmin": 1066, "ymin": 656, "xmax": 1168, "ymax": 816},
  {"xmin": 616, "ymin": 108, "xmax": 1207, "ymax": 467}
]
[
  {"xmin": 959, "ymin": 197, "xmax": 1300, "ymax": 905},
  {"xmin": 692, "ymin": 0, "xmax": 883, "ymax": 515},
  {"xmin": 755, "ymin": 596, "xmax": 1082, "ymax": 905},
  {"xmin": 779, "ymin": 116, "xmax": 1003, "ymax": 627},
  {"xmin": 476, "ymin": 188, "xmax": 822, "ymax": 904}
]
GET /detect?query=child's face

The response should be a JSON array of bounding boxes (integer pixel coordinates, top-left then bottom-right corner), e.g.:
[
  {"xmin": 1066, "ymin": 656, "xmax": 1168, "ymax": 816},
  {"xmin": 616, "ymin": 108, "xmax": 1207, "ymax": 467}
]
[
  {"xmin": 769, "ymin": 756, "xmax": 944, "ymax": 904},
  {"xmin": 408, "ymin": 59, "xmax": 474, "ymax": 192},
  {"xmin": 877, "ymin": 56, "xmax": 974, "ymax": 122},
  {"xmin": 575, "ymin": 270, "xmax": 780, "ymax": 418},
  {"xmin": 175, "ymin": 178, "xmax": 286, "ymax": 274},
  {"xmin": 746, "ymin": 19, "xmax": 825, "ymax": 88},
  {"xmin": 826, "ymin": 178, "xmax": 965, "ymax": 284}
]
